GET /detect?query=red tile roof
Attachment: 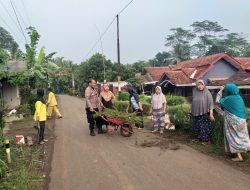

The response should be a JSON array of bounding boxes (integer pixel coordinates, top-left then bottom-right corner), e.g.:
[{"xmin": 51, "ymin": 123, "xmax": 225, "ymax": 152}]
[
  {"xmin": 162, "ymin": 70, "xmax": 194, "ymax": 85},
  {"xmin": 135, "ymin": 73, "xmax": 151, "ymax": 83},
  {"xmin": 235, "ymin": 58, "xmax": 250, "ymax": 70},
  {"xmin": 210, "ymin": 70, "xmax": 250, "ymax": 86},
  {"xmin": 171, "ymin": 53, "xmax": 241, "ymax": 79},
  {"xmin": 143, "ymin": 67, "xmax": 170, "ymax": 81},
  {"xmin": 142, "ymin": 53, "xmax": 242, "ymax": 85}
]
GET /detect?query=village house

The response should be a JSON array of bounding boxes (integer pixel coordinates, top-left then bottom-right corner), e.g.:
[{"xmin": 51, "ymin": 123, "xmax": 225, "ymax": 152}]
[
  {"xmin": 140, "ymin": 53, "xmax": 248, "ymax": 97},
  {"xmin": 0, "ymin": 60, "xmax": 27, "ymax": 109}
]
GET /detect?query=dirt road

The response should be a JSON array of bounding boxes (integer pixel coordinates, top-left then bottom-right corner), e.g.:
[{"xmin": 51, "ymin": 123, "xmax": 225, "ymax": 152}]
[{"xmin": 48, "ymin": 95, "xmax": 250, "ymax": 190}]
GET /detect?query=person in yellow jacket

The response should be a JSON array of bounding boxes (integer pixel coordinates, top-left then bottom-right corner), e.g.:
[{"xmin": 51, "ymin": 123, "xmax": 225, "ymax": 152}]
[
  {"xmin": 34, "ymin": 88, "xmax": 48, "ymax": 145},
  {"xmin": 47, "ymin": 87, "xmax": 62, "ymax": 119}
]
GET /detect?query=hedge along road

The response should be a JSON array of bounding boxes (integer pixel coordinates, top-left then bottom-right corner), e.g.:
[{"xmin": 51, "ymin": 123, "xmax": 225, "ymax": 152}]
[{"xmin": 48, "ymin": 95, "xmax": 250, "ymax": 190}]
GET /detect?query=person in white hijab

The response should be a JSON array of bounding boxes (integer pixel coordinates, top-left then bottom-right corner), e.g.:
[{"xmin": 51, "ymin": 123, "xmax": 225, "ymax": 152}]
[{"xmin": 151, "ymin": 86, "xmax": 167, "ymax": 134}]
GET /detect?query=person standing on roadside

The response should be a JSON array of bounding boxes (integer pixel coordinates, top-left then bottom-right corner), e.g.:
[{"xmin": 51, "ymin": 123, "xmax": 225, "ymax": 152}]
[
  {"xmin": 34, "ymin": 88, "xmax": 48, "ymax": 145},
  {"xmin": 216, "ymin": 83, "xmax": 250, "ymax": 161},
  {"xmin": 47, "ymin": 87, "xmax": 62, "ymax": 119},
  {"xmin": 85, "ymin": 79, "xmax": 105, "ymax": 136},
  {"xmin": 191, "ymin": 80, "xmax": 215, "ymax": 145},
  {"xmin": 151, "ymin": 86, "xmax": 167, "ymax": 134},
  {"xmin": 100, "ymin": 83, "xmax": 115, "ymax": 109},
  {"xmin": 126, "ymin": 86, "xmax": 144, "ymax": 129}
]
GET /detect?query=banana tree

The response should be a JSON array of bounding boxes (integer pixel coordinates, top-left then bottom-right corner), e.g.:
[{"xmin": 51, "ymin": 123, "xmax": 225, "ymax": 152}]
[{"xmin": 29, "ymin": 47, "xmax": 59, "ymax": 88}]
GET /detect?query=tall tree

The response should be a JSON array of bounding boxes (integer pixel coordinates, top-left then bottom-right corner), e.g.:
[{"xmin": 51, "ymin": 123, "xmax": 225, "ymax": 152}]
[
  {"xmin": 0, "ymin": 26, "xmax": 22, "ymax": 59},
  {"xmin": 149, "ymin": 51, "xmax": 174, "ymax": 66},
  {"xmin": 191, "ymin": 20, "xmax": 228, "ymax": 57},
  {"xmin": 79, "ymin": 53, "xmax": 114, "ymax": 86},
  {"xmin": 165, "ymin": 27, "xmax": 196, "ymax": 62}
]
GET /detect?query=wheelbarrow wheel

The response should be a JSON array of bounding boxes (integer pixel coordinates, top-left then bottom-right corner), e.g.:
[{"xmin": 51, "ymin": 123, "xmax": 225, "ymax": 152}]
[{"xmin": 120, "ymin": 123, "xmax": 133, "ymax": 137}]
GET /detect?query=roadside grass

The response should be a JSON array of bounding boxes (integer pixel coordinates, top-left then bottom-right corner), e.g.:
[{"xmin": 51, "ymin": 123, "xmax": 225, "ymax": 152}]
[
  {"xmin": 190, "ymin": 142, "xmax": 227, "ymax": 158},
  {"xmin": 0, "ymin": 118, "xmax": 45, "ymax": 190}
]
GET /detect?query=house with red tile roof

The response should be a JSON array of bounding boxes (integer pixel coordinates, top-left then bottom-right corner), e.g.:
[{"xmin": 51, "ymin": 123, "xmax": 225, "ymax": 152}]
[
  {"xmin": 235, "ymin": 58, "xmax": 250, "ymax": 71},
  {"xmin": 140, "ymin": 53, "xmax": 243, "ymax": 96}
]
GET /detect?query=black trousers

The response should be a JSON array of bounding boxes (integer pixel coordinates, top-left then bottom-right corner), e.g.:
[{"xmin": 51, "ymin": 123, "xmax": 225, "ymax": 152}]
[
  {"xmin": 86, "ymin": 108, "xmax": 103, "ymax": 131},
  {"xmin": 39, "ymin": 121, "xmax": 45, "ymax": 142}
]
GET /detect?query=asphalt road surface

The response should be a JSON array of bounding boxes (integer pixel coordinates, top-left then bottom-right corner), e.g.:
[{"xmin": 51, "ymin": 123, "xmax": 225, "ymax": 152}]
[{"xmin": 48, "ymin": 95, "xmax": 250, "ymax": 190}]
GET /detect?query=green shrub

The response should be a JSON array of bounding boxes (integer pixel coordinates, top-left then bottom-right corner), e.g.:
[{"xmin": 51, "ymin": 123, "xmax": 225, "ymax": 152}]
[
  {"xmin": 116, "ymin": 92, "xmax": 130, "ymax": 101},
  {"xmin": 139, "ymin": 95, "xmax": 151, "ymax": 104},
  {"xmin": 142, "ymin": 103, "xmax": 151, "ymax": 115},
  {"xmin": 0, "ymin": 111, "xmax": 4, "ymax": 130},
  {"xmin": 0, "ymin": 149, "xmax": 8, "ymax": 179},
  {"xmin": 166, "ymin": 95, "xmax": 186, "ymax": 106},
  {"xmin": 212, "ymin": 113, "xmax": 224, "ymax": 147},
  {"xmin": 114, "ymin": 101, "xmax": 151, "ymax": 115},
  {"xmin": 17, "ymin": 104, "xmax": 32, "ymax": 117},
  {"xmin": 168, "ymin": 104, "xmax": 191, "ymax": 130},
  {"xmin": 114, "ymin": 101, "xmax": 129, "ymax": 112},
  {"xmin": 28, "ymin": 94, "xmax": 36, "ymax": 115}
]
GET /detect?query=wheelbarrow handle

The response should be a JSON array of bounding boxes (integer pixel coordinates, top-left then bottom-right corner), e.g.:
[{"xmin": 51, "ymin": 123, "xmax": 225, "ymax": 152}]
[{"xmin": 100, "ymin": 115, "xmax": 108, "ymax": 122}]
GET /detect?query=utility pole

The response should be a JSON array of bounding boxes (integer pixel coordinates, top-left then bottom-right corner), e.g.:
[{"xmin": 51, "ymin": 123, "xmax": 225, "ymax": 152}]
[
  {"xmin": 70, "ymin": 62, "xmax": 75, "ymax": 94},
  {"xmin": 116, "ymin": 14, "xmax": 121, "ymax": 100}
]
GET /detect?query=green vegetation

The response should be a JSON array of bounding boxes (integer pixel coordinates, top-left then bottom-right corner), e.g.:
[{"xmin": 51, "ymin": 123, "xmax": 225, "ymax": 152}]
[
  {"xmin": 166, "ymin": 95, "xmax": 186, "ymax": 106},
  {"xmin": 168, "ymin": 104, "xmax": 191, "ymax": 130},
  {"xmin": 167, "ymin": 99, "xmax": 250, "ymax": 162},
  {"xmin": 0, "ymin": 118, "xmax": 45, "ymax": 190},
  {"xmin": 95, "ymin": 108, "xmax": 143, "ymax": 125},
  {"xmin": 0, "ymin": 142, "xmax": 45, "ymax": 190}
]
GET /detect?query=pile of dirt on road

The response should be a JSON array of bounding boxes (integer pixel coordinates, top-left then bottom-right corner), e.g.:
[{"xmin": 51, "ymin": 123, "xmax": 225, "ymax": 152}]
[{"xmin": 141, "ymin": 138, "xmax": 180, "ymax": 150}]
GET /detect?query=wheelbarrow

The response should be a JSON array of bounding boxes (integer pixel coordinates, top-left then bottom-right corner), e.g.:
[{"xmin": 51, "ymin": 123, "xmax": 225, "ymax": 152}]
[{"xmin": 101, "ymin": 115, "xmax": 133, "ymax": 137}]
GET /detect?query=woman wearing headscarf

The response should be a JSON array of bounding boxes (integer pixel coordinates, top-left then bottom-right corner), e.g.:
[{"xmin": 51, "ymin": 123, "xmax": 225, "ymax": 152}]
[
  {"xmin": 216, "ymin": 83, "xmax": 250, "ymax": 161},
  {"xmin": 151, "ymin": 86, "xmax": 167, "ymax": 134},
  {"xmin": 34, "ymin": 88, "xmax": 48, "ymax": 145},
  {"xmin": 191, "ymin": 80, "xmax": 215, "ymax": 145},
  {"xmin": 100, "ymin": 83, "xmax": 115, "ymax": 109},
  {"xmin": 126, "ymin": 86, "xmax": 144, "ymax": 129}
]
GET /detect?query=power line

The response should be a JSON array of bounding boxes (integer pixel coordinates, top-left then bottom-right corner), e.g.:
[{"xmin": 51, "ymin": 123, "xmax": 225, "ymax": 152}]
[
  {"xmin": 11, "ymin": 0, "xmax": 28, "ymax": 29},
  {"xmin": 84, "ymin": 17, "xmax": 116, "ymax": 59},
  {"xmin": 0, "ymin": 0, "xmax": 23, "ymax": 35},
  {"xmin": 117, "ymin": 0, "xmax": 134, "ymax": 15},
  {"xmin": 0, "ymin": 13, "xmax": 24, "ymax": 44},
  {"xmin": 9, "ymin": 0, "xmax": 27, "ymax": 43},
  {"xmin": 83, "ymin": 0, "xmax": 135, "ymax": 60},
  {"xmin": 20, "ymin": 0, "xmax": 32, "ymax": 26}
]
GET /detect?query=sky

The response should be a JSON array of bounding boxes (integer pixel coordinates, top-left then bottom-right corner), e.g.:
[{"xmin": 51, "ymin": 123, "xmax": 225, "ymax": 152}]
[{"xmin": 1, "ymin": 0, "xmax": 250, "ymax": 64}]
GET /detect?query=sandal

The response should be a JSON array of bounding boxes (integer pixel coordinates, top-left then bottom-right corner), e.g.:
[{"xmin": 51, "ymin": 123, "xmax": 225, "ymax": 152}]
[
  {"xmin": 232, "ymin": 157, "xmax": 243, "ymax": 162},
  {"xmin": 191, "ymin": 139, "xmax": 199, "ymax": 143},
  {"xmin": 201, "ymin": 141, "xmax": 211, "ymax": 146},
  {"xmin": 151, "ymin": 129, "xmax": 158, "ymax": 133}
]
